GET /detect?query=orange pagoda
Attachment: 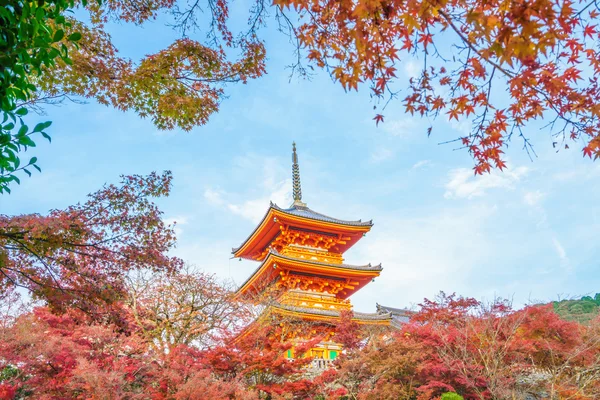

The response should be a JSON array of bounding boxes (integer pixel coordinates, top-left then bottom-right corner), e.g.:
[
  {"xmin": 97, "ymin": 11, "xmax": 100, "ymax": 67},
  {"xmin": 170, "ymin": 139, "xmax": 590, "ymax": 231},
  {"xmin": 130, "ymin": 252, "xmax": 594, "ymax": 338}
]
[{"xmin": 233, "ymin": 143, "xmax": 391, "ymax": 363}]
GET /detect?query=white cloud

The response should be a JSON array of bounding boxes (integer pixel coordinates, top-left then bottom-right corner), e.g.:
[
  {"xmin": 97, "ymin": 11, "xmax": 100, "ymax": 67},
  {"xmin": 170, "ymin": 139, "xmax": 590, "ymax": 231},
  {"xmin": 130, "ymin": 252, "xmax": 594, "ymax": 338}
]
[
  {"xmin": 411, "ymin": 160, "xmax": 432, "ymax": 170},
  {"xmin": 370, "ymin": 147, "xmax": 394, "ymax": 163},
  {"xmin": 163, "ymin": 215, "xmax": 189, "ymax": 238},
  {"xmin": 522, "ymin": 190, "xmax": 548, "ymax": 228},
  {"xmin": 552, "ymin": 164, "xmax": 600, "ymax": 182},
  {"xmin": 552, "ymin": 237, "xmax": 566, "ymax": 260},
  {"xmin": 552, "ymin": 237, "xmax": 571, "ymax": 271},
  {"xmin": 449, "ymin": 118, "xmax": 472, "ymax": 136},
  {"xmin": 205, "ymin": 178, "xmax": 293, "ymax": 224},
  {"xmin": 227, "ymin": 178, "xmax": 292, "ymax": 223},
  {"xmin": 350, "ymin": 205, "xmax": 498, "ymax": 311},
  {"xmin": 204, "ymin": 188, "xmax": 225, "ymax": 206},
  {"xmin": 382, "ymin": 118, "xmax": 418, "ymax": 138},
  {"xmin": 201, "ymin": 154, "xmax": 294, "ymax": 223},
  {"xmin": 444, "ymin": 166, "xmax": 529, "ymax": 199},
  {"xmin": 523, "ymin": 190, "xmax": 545, "ymax": 207},
  {"xmin": 404, "ymin": 60, "xmax": 421, "ymax": 79}
]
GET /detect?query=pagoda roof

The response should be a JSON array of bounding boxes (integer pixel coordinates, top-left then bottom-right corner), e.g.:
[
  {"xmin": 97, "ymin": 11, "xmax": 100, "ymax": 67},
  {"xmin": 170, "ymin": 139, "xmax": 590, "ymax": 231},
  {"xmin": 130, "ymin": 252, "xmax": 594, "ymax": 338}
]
[
  {"xmin": 272, "ymin": 303, "xmax": 393, "ymax": 325},
  {"xmin": 235, "ymin": 250, "xmax": 382, "ymax": 300},
  {"xmin": 233, "ymin": 302, "xmax": 392, "ymax": 342},
  {"xmin": 233, "ymin": 203, "xmax": 373, "ymax": 260},
  {"xmin": 273, "ymin": 204, "xmax": 373, "ymax": 227}
]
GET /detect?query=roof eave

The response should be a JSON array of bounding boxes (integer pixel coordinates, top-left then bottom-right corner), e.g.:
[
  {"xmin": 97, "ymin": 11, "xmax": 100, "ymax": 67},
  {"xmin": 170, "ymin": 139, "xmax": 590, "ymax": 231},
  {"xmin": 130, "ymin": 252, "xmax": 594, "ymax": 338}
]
[
  {"xmin": 234, "ymin": 252, "xmax": 382, "ymax": 299},
  {"xmin": 232, "ymin": 204, "xmax": 374, "ymax": 259}
]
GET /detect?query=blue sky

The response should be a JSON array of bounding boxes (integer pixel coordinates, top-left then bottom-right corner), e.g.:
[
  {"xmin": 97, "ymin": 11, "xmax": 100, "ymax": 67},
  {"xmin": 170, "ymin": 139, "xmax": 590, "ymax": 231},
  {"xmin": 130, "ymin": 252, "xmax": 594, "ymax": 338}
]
[{"xmin": 1, "ymin": 5, "xmax": 599, "ymax": 312}]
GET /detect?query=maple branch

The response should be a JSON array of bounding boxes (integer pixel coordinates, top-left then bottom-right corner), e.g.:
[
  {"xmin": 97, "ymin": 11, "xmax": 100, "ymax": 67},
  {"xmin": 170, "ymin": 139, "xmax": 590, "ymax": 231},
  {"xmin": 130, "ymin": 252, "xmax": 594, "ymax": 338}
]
[
  {"xmin": 575, "ymin": 0, "xmax": 598, "ymax": 18},
  {"xmin": 438, "ymin": 7, "xmax": 589, "ymax": 153},
  {"xmin": 170, "ymin": 0, "xmax": 203, "ymax": 36},
  {"xmin": 276, "ymin": 6, "xmax": 310, "ymax": 80},
  {"xmin": 437, "ymin": 10, "xmax": 515, "ymax": 80}
]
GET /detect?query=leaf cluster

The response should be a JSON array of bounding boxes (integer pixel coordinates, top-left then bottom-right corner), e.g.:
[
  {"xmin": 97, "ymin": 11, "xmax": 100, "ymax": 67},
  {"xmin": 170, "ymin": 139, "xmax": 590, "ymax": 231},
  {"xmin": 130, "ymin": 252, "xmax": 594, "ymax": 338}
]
[{"xmin": 0, "ymin": 0, "xmax": 86, "ymax": 193}]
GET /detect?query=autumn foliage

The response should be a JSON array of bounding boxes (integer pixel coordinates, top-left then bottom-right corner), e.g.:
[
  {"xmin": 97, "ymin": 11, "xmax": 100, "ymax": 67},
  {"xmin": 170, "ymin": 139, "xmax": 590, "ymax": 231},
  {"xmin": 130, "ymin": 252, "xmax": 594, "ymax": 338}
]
[
  {"xmin": 1, "ymin": 176, "xmax": 600, "ymax": 399},
  {"xmin": 6, "ymin": 0, "xmax": 600, "ymax": 192},
  {"xmin": 270, "ymin": 0, "xmax": 600, "ymax": 173},
  {"xmin": 2, "ymin": 288, "xmax": 599, "ymax": 399},
  {"xmin": 0, "ymin": 171, "xmax": 181, "ymax": 317},
  {"xmin": 333, "ymin": 293, "xmax": 600, "ymax": 400}
]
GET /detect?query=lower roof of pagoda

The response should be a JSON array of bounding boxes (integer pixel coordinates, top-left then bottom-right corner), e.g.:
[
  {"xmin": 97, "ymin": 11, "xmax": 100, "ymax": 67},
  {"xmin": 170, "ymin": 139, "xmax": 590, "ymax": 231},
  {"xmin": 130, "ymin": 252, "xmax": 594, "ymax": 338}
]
[
  {"xmin": 232, "ymin": 303, "xmax": 392, "ymax": 343},
  {"xmin": 234, "ymin": 250, "xmax": 382, "ymax": 300},
  {"xmin": 270, "ymin": 302, "xmax": 393, "ymax": 325},
  {"xmin": 232, "ymin": 203, "xmax": 373, "ymax": 260}
]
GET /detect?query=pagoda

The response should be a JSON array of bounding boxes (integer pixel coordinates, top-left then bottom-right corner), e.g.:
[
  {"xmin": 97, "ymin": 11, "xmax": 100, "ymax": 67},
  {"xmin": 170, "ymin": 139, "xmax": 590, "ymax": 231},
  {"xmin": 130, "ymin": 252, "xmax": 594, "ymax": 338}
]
[{"xmin": 233, "ymin": 144, "xmax": 391, "ymax": 363}]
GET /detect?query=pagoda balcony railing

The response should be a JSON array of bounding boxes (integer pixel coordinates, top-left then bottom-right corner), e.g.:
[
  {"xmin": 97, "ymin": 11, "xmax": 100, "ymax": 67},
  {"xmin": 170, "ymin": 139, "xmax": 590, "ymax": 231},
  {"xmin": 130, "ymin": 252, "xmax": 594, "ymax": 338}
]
[{"xmin": 309, "ymin": 358, "xmax": 334, "ymax": 370}]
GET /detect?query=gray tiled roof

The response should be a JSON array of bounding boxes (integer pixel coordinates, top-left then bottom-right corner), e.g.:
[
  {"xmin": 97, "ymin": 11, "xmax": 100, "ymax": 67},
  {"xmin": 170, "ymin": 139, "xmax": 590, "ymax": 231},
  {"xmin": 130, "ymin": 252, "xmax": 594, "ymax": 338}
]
[
  {"xmin": 376, "ymin": 304, "xmax": 413, "ymax": 326},
  {"xmin": 376, "ymin": 304, "xmax": 412, "ymax": 315},
  {"xmin": 273, "ymin": 203, "xmax": 374, "ymax": 227}
]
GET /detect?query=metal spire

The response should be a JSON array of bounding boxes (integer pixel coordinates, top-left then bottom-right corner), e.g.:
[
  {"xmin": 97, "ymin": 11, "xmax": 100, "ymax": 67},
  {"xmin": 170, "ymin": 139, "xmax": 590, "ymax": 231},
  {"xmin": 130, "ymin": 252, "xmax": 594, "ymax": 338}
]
[{"xmin": 292, "ymin": 142, "xmax": 306, "ymax": 207}]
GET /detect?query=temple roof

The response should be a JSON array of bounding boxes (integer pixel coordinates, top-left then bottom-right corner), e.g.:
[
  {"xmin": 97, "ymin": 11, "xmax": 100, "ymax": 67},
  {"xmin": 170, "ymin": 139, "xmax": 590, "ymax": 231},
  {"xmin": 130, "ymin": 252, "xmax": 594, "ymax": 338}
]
[
  {"xmin": 233, "ymin": 301, "xmax": 393, "ymax": 341},
  {"xmin": 376, "ymin": 304, "xmax": 413, "ymax": 328},
  {"xmin": 272, "ymin": 251, "xmax": 382, "ymax": 272},
  {"xmin": 235, "ymin": 250, "xmax": 382, "ymax": 300},
  {"xmin": 273, "ymin": 203, "xmax": 374, "ymax": 227},
  {"xmin": 232, "ymin": 203, "xmax": 373, "ymax": 259},
  {"xmin": 272, "ymin": 302, "xmax": 393, "ymax": 325}
]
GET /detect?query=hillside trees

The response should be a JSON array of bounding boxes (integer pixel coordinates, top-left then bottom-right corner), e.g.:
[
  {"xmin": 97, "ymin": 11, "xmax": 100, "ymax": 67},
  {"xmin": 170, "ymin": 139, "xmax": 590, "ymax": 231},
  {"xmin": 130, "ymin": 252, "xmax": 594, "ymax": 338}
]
[{"xmin": 554, "ymin": 294, "xmax": 600, "ymax": 324}]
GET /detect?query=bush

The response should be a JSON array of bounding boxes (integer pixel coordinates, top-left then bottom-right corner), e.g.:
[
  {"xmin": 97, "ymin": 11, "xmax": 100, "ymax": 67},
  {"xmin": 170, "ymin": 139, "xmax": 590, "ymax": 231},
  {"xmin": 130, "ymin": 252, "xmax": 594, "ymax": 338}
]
[{"xmin": 441, "ymin": 393, "xmax": 464, "ymax": 400}]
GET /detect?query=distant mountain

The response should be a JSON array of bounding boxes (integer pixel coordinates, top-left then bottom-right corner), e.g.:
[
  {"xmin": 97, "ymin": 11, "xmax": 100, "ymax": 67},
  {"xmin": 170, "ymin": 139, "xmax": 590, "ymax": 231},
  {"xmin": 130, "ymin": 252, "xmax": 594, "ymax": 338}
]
[{"xmin": 553, "ymin": 294, "xmax": 600, "ymax": 324}]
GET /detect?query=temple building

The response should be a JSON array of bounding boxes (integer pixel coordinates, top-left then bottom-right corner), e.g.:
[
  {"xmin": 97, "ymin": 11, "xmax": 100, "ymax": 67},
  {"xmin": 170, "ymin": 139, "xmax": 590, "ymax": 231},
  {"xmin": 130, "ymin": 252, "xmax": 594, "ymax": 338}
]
[{"xmin": 232, "ymin": 143, "xmax": 393, "ymax": 365}]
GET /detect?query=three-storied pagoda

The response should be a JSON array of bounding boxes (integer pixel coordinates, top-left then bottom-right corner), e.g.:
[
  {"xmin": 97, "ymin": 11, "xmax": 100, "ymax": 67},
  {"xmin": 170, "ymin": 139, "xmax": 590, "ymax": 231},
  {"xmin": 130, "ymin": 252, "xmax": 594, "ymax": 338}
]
[{"xmin": 233, "ymin": 144, "xmax": 391, "ymax": 362}]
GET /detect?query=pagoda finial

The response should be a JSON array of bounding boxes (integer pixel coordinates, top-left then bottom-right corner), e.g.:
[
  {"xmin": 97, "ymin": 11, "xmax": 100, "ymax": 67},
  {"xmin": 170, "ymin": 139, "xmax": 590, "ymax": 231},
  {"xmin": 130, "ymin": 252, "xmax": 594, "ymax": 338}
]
[{"xmin": 292, "ymin": 142, "xmax": 306, "ymax": 207}]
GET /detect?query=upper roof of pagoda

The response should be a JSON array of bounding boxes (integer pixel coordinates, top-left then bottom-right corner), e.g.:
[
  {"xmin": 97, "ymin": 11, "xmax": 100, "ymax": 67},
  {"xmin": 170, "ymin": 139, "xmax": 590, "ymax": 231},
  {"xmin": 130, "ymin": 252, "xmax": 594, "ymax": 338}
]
[
  {"xmin": 233, "ymin": 143, "xmax": 373, "ymax": 260},
  {"xmin": 232, "ymin": 203, "xmax": 373, "ymax": 260}
]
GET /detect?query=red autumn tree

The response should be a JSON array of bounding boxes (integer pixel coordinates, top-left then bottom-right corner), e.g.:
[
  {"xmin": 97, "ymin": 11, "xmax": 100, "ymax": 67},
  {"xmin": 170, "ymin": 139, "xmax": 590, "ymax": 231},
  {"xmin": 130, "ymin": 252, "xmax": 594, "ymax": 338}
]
[
  {"xmin": 0, "ymin": 307, "xmax": 255, "ymax": 399},
  {"xmin": 332, "ymin": 292, "xmax": 600, "ymax": 400},
  {"xmin": 0, "ymin": 307, "xmax": 151, "ymax": 398},
  {"xmin": 332, "ymin": 332, "xmax": 426, "ymax": 399},
  {"xmin": 0, "ymin": 171, "xmax": 181, "ymax": 316},
  {"xmin": 202, "ymin": 315, "xmax": 328, "ymax": 398},
  {"xmin": 333, "ymin": 310, "xmax": 362, "ymax": 350},
  {"xmin": 272, "ymin": 0, "xmax": 600, "ymax": 172}
]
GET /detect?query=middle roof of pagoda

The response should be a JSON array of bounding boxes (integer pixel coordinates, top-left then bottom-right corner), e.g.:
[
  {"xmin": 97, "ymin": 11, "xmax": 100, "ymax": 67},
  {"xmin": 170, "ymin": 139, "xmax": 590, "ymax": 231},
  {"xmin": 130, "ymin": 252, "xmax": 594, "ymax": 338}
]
[
  {"xmin": 234, "ymin": 249, "xmax": 382, "ymax": 300},
  {"xmin": 232, "ymin": 202, "xmax": 373, "ymax": 260}
]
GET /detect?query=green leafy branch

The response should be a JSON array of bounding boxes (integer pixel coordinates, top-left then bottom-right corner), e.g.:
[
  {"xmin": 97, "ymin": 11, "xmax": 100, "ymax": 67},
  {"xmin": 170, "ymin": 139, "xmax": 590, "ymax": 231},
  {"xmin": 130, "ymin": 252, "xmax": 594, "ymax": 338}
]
[
  {"xmin": 0, "ymin": 107, "xmax": 51, "ymax": 193},
  {"xmin": 0, "ymin": 0, "xmax": 90, "ymax": 194}
]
